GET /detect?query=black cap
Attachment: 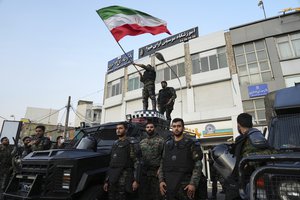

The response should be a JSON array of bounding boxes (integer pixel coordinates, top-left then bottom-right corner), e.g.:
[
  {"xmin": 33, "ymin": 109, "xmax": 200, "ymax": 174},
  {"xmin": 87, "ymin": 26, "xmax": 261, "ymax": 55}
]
[{"xmin": 161, "ymin": 81, "xmax": 167, "ymax": 84}]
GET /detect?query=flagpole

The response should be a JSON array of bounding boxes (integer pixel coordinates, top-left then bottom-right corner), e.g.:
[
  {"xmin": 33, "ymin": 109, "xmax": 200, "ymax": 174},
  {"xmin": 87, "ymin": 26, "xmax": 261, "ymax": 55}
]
[{"xmin": 97, "ymin": 10, "xmax": 140, "ymax": 72}]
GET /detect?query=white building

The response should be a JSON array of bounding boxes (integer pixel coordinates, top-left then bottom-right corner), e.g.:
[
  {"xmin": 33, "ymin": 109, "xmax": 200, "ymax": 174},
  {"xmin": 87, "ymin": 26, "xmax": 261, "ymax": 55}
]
[
  {"xmin": 101, "ymin": 11, "xmax": 300, "ymax": 148},
  {"xmin": 24, "ymin": 107, "xmax": 59, "ymax": 125},
  {"xmin": 74, "ymin": 100, "xmax": 102, "ymax": 127}
]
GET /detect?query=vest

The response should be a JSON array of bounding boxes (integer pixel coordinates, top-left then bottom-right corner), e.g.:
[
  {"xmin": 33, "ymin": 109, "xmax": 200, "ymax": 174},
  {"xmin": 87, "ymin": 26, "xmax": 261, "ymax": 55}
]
[
  {"xmin": 143, "ymin": 69, "xmax": 156, "ymax": 82},
  {"xmin": 163, "ymin": 137, "xmax": 194, "ymax": 173},
  {"xmin": 109, "ymin": 139, "xmax": 132, "ymax": 168}
]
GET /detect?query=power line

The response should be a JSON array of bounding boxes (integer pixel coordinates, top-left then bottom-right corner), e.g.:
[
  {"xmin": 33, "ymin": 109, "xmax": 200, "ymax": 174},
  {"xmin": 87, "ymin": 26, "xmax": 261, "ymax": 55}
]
[
  {"xmin": 33, "ymin": 107, "xmax": 65, "ymax": 123},
  {"xmin": 0, "ymin": 115, "xmax": 7, "ymax": 120},
  {"xmin": 71, "ymin": 89, "xmax": 104, "ymax": 104},
  {"xmin": 71, "ymin": 106, "xmax": 94, "ymax": 124}
]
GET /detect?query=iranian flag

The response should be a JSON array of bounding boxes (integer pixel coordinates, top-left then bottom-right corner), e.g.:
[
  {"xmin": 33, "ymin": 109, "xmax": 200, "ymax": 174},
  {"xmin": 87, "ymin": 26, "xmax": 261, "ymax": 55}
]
[{"xmin": 97, "ymin": 5, "xmax": 171, "ymax": 41}]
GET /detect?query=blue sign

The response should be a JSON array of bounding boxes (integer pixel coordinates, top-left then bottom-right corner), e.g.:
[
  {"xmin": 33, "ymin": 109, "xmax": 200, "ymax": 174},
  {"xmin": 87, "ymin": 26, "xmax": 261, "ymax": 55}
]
[
  {"xmin": 107, "ymin": 50, "xmax": 134, "ymax": 74},
  {"xmin": 248, "ymin": 84, "xmax": 268, "ymax": 98}
]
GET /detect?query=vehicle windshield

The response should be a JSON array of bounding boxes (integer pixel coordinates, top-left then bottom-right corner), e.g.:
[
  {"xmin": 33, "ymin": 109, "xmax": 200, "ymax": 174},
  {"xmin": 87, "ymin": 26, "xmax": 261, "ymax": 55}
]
[{"xmin": 268, "ymin": 113, "xmax": 300, "ymax": 150}]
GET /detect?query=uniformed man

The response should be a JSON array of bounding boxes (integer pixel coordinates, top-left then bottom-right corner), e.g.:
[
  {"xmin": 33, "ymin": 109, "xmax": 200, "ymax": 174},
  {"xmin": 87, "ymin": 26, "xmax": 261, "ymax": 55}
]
[
  {"xmin": 134, "ymin": 63, "xmax": 156, "ymax": 111},
  {"xmin": 158, "ymin": 118, "xmax": 203, "ymax": 200},
  {"xmin": 139, "ymin": 122, "xmax": 164, "ymax": 200},
  {"xmin": 225, "ymin": 113, "xmax": 272, "ymax": 200},
  {"xmin": 0, "ymin": 137, "xmax": 13, "ymax": 195},
  {"xmin": 103, "ymin": 122, "xmax": 141, "ymax": 200},
  {"xmin": 30, "ymin": 125, "xmax": 51, "ymax": 151},
  {"xmin": 157, "ymin": 81, "xmax": 177, "ymax": 123}
]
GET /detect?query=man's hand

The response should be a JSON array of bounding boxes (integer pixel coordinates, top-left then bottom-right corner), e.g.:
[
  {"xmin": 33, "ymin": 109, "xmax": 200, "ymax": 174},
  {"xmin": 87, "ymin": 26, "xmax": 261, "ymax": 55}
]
[
  {"xmin": 184, "ymin": 184, "xmax": 196, "ymax": 199},
  {"xmin": 159, "ymin": 181, "xmax": 167, "ymax": 195},
  {"xmin": 132, "ymin": 181, "xmax": 139, "ymax": 191},
  {"xmin": 103, "ymin": 182, "xmax": 109, "ymax": 192},
  {"xmin": 166, "ymin": 99, "xmax": 172, "ymax": 105}
]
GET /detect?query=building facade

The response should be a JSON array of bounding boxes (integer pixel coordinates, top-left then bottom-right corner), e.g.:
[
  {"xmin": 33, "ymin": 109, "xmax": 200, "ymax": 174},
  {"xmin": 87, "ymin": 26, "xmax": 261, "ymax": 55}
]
[
  {"xmin": 74, "ymin": 100, "xmax": 102, "ymax": 127},
  {"xmin": 102, "ymin": 12, "xmax": 300, "ymax": 143}
]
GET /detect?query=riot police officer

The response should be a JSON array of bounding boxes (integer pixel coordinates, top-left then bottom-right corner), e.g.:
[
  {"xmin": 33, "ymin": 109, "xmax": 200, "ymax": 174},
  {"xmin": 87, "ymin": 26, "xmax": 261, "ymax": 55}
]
[
  {"xmin": 134, "ymin": 63, "xmax": 156, "ymax": 111},
  {"xmin": 158, "ymin": 118, "xmax": 203, "ymax": 200},
  {"xmin": 157, "ymin": 81, "xmax": 177, "ymax": 123},
  {"xmin": 103, "ymin": 122, "xmax": 141, "ymax": 200},
  {"xmin": 225, "ymin": 113, "xmax": 272, "ymax": 200}
]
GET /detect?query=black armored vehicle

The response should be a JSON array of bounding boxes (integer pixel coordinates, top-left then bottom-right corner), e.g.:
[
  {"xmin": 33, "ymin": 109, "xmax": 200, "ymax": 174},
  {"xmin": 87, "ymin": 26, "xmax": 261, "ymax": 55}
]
[
  {"xmin": 212, "ymin": 84, "xmax": 300, "ymax": 200},
  {"xmin": 3, "ymin": 110, "xmax": 170, "ymax": 200}
]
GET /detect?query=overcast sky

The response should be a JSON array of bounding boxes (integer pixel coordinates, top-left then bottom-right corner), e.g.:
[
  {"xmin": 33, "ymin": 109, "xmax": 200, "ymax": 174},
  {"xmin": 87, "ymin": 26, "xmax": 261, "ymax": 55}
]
[{"xmin": 1, "ymin": 0, "xmax": 299, "ymax": 128}]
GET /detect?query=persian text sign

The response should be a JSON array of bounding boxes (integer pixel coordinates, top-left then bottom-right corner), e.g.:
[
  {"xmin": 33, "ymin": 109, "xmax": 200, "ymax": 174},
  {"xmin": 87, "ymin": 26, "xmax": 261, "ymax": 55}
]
[
  {"xmin": 138, "ymin": 27, "xmax": 198, "ymax": 58},
  {"xmin": 107, "ymin": 50, "xmax": 134, "ymax": 74},
  {"xmin": 248, "ymin": 84, "xmax": 269, "ymax": 98}
]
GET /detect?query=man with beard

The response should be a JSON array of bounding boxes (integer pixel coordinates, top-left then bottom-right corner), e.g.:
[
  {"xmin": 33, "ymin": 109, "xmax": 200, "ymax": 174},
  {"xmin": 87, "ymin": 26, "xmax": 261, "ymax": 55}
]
[
  {"xmin": 103, "ymin": 122, "xmax": 141, "ymax": 200},
  {"xmin": 157, "ymin": 81, "xmax": 177, "ymax": 124},
  {"xmin": 139, "ymin": 122, "xmax": 164, "ymax": 200},
  {"xmin": 0, "ymin": 137, "xmax": 13, "ymax": 197},
  {"xmin": 225, "ymin": 113, "xmax": 272, "ymax": 200},
  {"xmin": 30, "ymin": 125, "xmax": 51, "ymax": 151},
  {"xmin": 158, "ymin": 118, "xmax": 203, "ymax": 200}
]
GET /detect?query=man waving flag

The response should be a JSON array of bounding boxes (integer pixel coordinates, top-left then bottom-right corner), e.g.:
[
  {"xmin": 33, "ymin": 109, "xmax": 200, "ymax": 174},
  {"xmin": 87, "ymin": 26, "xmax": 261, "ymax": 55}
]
[{"xmin": 97, "ymin": 5, "xmax": 171, "ymax": 42}]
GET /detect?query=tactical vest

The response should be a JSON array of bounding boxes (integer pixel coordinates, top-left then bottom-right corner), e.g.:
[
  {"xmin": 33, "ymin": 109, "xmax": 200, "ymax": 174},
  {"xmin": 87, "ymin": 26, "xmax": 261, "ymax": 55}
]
[
  {"xmin": 143, "ymin": 69, "xmax": 156, "ymax": 82},
  {"xmin": 163, "ymin": 138, "xmax": 194, "ymax": 173},
  {"xmin": 109, "ymin": 139, "xmax": 132, "ymax": 168}
]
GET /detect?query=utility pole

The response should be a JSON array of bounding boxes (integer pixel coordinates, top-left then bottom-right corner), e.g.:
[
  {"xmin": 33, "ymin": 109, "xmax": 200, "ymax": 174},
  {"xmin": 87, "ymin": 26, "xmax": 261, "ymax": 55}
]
[{"xmin": 64, "ymin": 96, "xmax": 71, "ymax": 139}]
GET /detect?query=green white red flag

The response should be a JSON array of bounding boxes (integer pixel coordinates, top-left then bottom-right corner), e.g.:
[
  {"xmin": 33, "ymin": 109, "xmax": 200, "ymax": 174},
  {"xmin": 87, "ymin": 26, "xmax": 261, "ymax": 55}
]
[{"xmin": 97, "ymin": 5, "xmax": 171, "ymax": 41}]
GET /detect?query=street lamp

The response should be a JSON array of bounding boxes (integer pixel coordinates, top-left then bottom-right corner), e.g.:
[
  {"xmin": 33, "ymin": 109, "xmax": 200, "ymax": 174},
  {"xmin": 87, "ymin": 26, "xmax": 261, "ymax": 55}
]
[
  {"xmin": 258, "ymin": 0, "xmax": 267, "ymax": 19},
  {"xmin": 155, "ymin": 52, "xmax": 183, "ymax": 118}
]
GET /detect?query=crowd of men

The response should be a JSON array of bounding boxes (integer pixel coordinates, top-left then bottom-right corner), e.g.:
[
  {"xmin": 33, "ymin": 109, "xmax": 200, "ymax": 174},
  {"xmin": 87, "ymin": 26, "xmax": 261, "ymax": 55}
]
[
  {"xmin": 103, "ymin": 112, "xmax": 273, "ymax": 200},
  {"xmin": 0, "ymin": 125, "xmax": 65, "ymax": 198}
]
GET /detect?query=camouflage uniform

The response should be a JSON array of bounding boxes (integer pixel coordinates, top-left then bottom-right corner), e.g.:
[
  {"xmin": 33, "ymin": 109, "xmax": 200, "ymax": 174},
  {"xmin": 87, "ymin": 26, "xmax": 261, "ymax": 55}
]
[
  {"xmin": 225, "ymin": 128, "xmax": 272, "ymax": 200},
  {"xmin": 139, "ymin": 133, "xmax": 164, "ymax": 200},
  {"xmin": 158, "ymin": 136, "xmax": 203, "ymax": 200},
  {"xmin": 106, "ymin": 137, "xmax": 141, "ymax": 200},
  {"xmin": 157, "ymin": 86, "xmax": 177, "ymax": 122},
  {"xmin": 0, "ymin": 144, "xmax": 13, "ymax": 193},
  {"xmin": 139, "ymin": 64, "xmax": 156, "ymax": 110},
  {"xmin": 31, "ymin": 136, "xmax": 51, "ymax": 151}
]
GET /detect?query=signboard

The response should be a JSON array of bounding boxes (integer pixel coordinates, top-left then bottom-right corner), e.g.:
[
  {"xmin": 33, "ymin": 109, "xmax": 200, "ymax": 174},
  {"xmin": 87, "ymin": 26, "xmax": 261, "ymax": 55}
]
[
  {"xmin": 0, "ymin": 120, "xmax": 22, "ymax": 143},
  {"xmin": 138, "ymin": 27, "xmax": 199, "ymax": 58},
  {"xmin": 248, "ymin": 84, "xmax": 268, "ymax": 98},
  {"xmin": 107, "ymin": 50, "xmax": 134, "ymax": 74}
]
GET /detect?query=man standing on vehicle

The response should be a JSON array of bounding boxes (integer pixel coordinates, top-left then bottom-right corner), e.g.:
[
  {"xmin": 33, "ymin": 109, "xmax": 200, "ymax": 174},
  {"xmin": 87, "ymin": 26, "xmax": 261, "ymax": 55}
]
[
  {"xmin": 30, "ymin": 125, "xmax": 51, "ymax": 151},
  {"xmin": 0, "ymin": 137, "xmax": 13, "ymax": 196},
  {"xmin": 158, "ymin": 118, "xmax": 203, "ymax": 200},
  {"xmin": 134, "ymin": 63, "xmax": 156, "ymax": 111},
  {"xmin": 225, "ymin": 113, "xmax": 272, "ymax": 200},
  {"xmin": 139, "ymin": 122, "xmax": 164, "ymax": 200},
  {"xmin": 157, "ymin": 81, "xmax": 177, "ymax": 124},
  {"xmin": 103, "ymin": 122, "xmax": 141, "ymax": 200}
]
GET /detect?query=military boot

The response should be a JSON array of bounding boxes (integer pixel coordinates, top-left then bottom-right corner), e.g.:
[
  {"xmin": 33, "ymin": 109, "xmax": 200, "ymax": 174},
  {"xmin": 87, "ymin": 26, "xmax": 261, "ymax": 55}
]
[
  {"xmin": 151, "ymin": 99, "xmax": 157, "ymax": 111},
  {"xmin": 143, "ymin": 100, "xmax": 148, "ymax": 110}
]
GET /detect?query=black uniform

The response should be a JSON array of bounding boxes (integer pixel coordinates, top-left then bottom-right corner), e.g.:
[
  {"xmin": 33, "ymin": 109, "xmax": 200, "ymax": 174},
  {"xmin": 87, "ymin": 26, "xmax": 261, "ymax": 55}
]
[
  {"xmin": 157, "ymin": 86, "xmax": 177, "ymax": 122},
  {"xmin": 105, "ymin": 137, "xmax": 141, "ymax": 200}
]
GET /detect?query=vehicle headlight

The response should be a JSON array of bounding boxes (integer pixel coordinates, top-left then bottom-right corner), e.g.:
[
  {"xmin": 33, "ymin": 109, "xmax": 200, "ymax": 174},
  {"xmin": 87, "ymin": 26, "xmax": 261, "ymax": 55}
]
[
  {"xmin": 278, "ymin": 181, "xmax": 300, "ymax": 200},
  {"xmin": 62, "ymin": 169, "xmax": 71, "ymax": 190}
]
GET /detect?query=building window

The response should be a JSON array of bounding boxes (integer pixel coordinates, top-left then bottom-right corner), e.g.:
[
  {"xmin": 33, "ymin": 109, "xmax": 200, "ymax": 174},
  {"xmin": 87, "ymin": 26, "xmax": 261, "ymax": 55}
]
[
  {"xmin": 107, "ymin": 78, "xmax": 123, "ymax": 98},
  {"xmin": 128, "ymin": 73, "xmax": 143, "ymax": 91},
  {"xmin": 243, "ymin": 98, "xmax": 266, "ymax": 125},
  {"xmin": 276, "ymin": 32, "xmax": 300, "ymax": 60},
  {"xmin": 156, "ymin": 57, "xmax": 185, "ymax": 83},
  {"xmin": 192, "ymin": 47, "xmax": 228, "ymax": 74},
  {"xmin": 234, "ymin": 40, "xmax": 272, "ymax": 86}
]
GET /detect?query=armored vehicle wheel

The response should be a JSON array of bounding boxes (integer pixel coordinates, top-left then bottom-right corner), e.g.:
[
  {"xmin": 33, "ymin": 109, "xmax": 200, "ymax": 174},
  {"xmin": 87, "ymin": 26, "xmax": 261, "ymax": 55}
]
[{"xmin": 78, "ymin": 184, "xmax": 107, "ymax": 200}]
